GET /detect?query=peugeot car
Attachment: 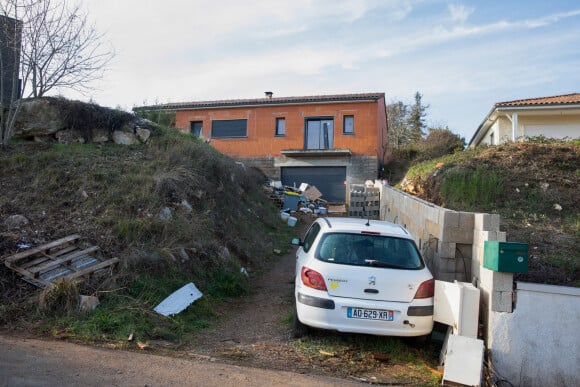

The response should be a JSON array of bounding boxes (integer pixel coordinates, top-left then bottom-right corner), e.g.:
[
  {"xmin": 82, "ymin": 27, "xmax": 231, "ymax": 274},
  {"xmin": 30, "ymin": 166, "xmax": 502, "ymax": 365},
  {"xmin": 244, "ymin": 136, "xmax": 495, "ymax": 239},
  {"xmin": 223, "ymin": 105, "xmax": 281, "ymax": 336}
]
[{"xmin": 291, "ymin": 217, "xmax": 434, "ymax": 338}]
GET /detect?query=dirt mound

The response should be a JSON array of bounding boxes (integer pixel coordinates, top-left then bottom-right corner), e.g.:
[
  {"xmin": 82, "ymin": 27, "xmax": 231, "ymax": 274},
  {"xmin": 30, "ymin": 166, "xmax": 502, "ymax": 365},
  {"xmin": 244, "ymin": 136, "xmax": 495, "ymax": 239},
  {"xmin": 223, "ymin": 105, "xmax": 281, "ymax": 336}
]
[
  {"xmin": 0, "ymin": 132, "xmax": 281, "ymax": 304},
  {"xmin": 401, "ymin": 142, "xmax": 579, "ymax": 287}
]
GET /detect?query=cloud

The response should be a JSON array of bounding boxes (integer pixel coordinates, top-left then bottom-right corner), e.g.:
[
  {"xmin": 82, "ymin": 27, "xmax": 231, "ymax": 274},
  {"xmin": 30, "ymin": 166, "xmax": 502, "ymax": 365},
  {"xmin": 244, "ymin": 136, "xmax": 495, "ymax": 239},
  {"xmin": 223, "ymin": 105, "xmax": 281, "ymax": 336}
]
[
  {"xmin": 524, "ymin": 9, "xmax": 580, "ymax": 28},
  {"xmin": 448, "ymin": 3, "xmax": 474, "ymax": 24}
]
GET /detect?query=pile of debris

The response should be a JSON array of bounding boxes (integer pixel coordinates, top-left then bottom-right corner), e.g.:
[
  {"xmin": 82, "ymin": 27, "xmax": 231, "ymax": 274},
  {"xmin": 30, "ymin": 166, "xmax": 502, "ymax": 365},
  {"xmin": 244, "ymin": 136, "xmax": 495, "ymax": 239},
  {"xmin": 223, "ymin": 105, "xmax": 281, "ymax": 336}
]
[
  {"xmin": 265, "ymin": 181, "xmax": 327, "ymax": 214},
  {"xmin": 264, "ymin": 181, "xmax": 330, "ymax": 228}
]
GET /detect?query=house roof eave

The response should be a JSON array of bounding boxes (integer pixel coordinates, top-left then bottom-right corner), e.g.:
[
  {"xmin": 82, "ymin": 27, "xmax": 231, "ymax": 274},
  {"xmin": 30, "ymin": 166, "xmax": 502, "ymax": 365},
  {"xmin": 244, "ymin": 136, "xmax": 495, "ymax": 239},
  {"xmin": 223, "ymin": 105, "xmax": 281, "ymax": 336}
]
[
  {"xmin": 468, "ymin": 106, "xmax": 498, "ymax": 148},
  {"xmin": 133, "ymin": 93, "xmax": 386, "ymax": 112}
]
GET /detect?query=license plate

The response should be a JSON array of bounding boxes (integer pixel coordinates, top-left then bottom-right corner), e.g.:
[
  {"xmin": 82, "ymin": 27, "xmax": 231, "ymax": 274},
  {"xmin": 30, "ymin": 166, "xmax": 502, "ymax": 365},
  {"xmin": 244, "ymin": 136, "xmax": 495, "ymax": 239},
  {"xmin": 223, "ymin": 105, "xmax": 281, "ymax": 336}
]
[{"xmin": 347, "ymin": 307, "xmax": 393, "ymax": 321}]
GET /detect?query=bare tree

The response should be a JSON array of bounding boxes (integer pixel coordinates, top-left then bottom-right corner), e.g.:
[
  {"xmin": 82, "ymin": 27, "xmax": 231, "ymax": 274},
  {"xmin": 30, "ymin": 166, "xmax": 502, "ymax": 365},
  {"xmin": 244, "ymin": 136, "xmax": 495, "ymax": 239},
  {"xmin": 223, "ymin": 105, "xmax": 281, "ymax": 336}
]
[
  {"xmin": 0, "ymin": 0, "xmax": 114, "ymax": 145},
  {"xmin": 18, "ymin": 0, "xmax": 114, "ymax": 97}
]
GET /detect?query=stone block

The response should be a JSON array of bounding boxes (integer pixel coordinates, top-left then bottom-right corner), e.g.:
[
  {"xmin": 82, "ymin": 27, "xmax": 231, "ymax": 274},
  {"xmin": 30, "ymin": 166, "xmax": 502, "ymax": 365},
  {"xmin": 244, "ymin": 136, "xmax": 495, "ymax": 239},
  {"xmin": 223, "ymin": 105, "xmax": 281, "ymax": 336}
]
[
  {"xmin": 442, "ymin": 226, "xmax": 474, "ymax": 244},
  {"xmin": 438, "ymin": 241, "xmax": 457, "ymax": 258},
  {"xmin": 440, "ymin": 210, "xmax": 460, "ymax": 228},
  {"xmin": 473, "ymin": 244, "xmax": 485, "ymax": 265},
  {"xmin": 497, "ymin": 231, "xmax": 507, "ymax": 242},
  {"xmin": 491, "ymin": 290, "xmax": 513, "ymax": 313},
  {"xmin": 455, "ymin": 255, "xmax": 471, "ymax": 279},
  {"xmin": 459, "ymin": 212, "xmax": 475, "ymax": 229},
  {"xmin": 474, "ymin": 213, "xmax": 501, "ymax": 231},
  {"xmin": 479, "ymin": 231, "xmax": 498, "ymax": 243},
  {"xmin": 437, "ymin": 257, "xmax": 457, "ymax": 273},
  {"xmin": 480, "ymin": 268, "xmax": 513, "ymax": 293}
]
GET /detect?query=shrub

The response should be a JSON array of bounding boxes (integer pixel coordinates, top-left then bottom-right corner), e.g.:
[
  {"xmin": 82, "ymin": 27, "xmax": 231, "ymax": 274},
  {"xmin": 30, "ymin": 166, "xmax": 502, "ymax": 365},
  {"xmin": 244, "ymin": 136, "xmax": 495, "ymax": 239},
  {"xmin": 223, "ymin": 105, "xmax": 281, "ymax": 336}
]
[{"xmin": 38, "ymin": 279, "xmax": 80, "ymax": 315}]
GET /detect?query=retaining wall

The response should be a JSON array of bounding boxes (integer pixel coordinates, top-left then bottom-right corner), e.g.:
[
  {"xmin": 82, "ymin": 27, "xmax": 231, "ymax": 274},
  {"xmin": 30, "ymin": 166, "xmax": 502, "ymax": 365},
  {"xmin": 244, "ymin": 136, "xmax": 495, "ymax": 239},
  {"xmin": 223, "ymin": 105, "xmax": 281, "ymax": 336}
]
[{"xmin": 378, "ymin": 183, "xmax": 579, "ymax": 386}]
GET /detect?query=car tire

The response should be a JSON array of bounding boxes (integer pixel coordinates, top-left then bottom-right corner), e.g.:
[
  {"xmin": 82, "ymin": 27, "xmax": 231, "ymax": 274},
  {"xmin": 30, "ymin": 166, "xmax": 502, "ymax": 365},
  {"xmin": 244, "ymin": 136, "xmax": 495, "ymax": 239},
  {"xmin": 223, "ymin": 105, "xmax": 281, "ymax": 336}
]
[{"xmin": 291, "ymin": 304, "xmax": 308, "ymax": 338}]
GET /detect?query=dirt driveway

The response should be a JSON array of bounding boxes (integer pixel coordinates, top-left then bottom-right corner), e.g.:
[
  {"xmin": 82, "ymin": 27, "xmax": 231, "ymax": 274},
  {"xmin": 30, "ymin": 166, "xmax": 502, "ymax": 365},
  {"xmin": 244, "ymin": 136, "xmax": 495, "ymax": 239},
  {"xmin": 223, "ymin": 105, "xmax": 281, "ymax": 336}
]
[{"xmin": 186, "ymin": 238, "xmax": 301, "ymax": 370}]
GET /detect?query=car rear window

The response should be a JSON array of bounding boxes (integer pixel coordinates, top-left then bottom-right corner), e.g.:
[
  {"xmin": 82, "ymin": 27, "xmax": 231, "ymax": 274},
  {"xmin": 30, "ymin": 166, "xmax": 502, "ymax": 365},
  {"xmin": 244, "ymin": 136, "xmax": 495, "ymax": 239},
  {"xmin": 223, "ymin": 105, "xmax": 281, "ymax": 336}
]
[{"xmin": 315, "ymin": 233, "xmax": 424, "ymax": 269}]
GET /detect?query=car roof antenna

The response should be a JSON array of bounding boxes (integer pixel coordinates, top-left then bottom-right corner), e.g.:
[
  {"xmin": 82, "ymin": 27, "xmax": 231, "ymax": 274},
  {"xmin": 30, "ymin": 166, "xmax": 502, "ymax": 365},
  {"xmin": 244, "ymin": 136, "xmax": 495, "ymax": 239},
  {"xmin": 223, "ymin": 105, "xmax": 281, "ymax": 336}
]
[{"xmin": 363, "ymin": 192, "xmax": 370, "ymax": 227}]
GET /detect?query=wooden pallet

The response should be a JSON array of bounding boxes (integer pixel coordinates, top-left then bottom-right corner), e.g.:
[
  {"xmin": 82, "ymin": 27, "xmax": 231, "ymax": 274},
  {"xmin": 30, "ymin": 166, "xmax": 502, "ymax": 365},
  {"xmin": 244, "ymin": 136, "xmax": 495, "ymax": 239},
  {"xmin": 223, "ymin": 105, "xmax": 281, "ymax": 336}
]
[{"xmin": 4, "ymin": 234, "xmax": 119, "ymax": 288}]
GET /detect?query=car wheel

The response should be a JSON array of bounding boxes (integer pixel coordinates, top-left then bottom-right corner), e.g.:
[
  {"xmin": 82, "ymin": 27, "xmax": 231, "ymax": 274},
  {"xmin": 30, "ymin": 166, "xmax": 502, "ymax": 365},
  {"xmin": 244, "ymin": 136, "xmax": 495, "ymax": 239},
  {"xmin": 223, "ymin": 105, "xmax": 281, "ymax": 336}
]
[{"xmin": 291, "ymin": 303, "xmax": 308, "ymax": 338}]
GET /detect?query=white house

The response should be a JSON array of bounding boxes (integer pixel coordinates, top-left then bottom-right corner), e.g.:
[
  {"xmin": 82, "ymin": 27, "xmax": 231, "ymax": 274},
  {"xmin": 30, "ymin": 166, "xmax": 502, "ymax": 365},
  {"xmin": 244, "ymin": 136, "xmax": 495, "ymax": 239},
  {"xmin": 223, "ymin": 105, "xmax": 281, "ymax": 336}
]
[{"xmin": 468, "ymin": 93, "xmax": 580, "ymax": 148}]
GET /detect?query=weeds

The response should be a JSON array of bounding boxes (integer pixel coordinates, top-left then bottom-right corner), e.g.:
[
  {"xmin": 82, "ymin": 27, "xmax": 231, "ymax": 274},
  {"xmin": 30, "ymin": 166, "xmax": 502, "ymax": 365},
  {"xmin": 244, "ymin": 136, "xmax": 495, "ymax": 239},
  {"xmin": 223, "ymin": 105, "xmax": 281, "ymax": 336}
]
[
  {"xmin": 440, "ymin": 165, "xmax": 505, "ymax": 209},
  {"xmin": 38, "ymin": 279, "xmax": 80, "ymax": 316}
]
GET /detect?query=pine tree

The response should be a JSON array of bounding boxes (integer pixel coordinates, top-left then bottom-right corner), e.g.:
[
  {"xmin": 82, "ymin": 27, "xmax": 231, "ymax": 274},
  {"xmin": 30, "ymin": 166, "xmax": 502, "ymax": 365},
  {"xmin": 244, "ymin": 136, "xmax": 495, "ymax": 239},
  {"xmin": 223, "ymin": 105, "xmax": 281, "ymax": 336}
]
[{"xmin": 407, "ymin": 92, "xmax": 428, "ymax": 143}]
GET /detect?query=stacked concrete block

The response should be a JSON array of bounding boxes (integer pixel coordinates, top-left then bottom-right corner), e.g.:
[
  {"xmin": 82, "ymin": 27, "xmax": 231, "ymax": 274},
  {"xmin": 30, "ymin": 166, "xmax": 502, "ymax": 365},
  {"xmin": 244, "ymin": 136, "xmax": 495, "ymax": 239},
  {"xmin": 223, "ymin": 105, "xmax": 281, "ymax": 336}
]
[
  {"xmin": 349, "ymin": 186, "xmax": 380, "ymax": 218},
  {"xmin": 472, "ymin": 213, "xmax": 513, "ymax": 314},
  {"xmin": 480, "ymin": 268, "xmax": 513, "ymax": 313},
  {"xmin": 378, "ymin": 185, "xmax": 478, "ymax": 282}
]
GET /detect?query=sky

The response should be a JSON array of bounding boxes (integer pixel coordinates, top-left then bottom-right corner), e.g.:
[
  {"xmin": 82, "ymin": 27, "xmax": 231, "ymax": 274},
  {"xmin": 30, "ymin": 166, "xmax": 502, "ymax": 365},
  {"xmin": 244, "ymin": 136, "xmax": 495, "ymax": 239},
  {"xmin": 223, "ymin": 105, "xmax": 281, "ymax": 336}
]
[{"xmin": 60, "ymin": 0, "xmax": 580, "ymax": 142}]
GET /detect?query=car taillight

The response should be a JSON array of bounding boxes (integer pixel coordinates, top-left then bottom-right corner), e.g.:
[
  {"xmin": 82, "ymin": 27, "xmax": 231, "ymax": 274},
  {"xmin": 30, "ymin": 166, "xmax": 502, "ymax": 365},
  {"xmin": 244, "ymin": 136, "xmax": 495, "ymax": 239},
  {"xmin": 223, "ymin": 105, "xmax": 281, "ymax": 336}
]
[
  {"xmin": 414, "ymin": 278, "xmax": 434, "ymax": 299},
  {"xmin": 301, "ymin": 266, "xmax": 327, "ymax": 291}
]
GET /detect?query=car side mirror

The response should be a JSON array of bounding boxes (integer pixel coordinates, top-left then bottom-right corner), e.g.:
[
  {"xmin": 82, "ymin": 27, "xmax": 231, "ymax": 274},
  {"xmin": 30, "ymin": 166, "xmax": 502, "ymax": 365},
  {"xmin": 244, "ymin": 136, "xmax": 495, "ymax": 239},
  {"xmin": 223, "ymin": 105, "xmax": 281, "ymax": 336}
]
[{"xmin": 291, "ymin": 238, "xmax": 302, "ymax": 246}]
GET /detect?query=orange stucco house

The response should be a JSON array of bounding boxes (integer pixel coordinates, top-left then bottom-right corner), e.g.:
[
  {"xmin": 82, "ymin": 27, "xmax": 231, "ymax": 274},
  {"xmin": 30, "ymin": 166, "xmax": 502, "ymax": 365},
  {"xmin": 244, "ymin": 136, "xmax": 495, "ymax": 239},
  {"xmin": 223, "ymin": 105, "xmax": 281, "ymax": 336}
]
[{"xmin": 135, "ymin": 92, "xmax": 388, "ymax": 202}]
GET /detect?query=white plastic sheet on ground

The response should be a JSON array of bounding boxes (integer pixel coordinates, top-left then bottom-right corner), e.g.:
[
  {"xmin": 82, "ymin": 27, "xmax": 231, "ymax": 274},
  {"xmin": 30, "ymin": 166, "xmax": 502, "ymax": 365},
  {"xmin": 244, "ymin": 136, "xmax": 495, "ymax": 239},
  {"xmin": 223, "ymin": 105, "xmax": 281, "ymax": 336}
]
[{"xmin": 153, "ymin": 282, "xmax": 203, "ymax": 316}]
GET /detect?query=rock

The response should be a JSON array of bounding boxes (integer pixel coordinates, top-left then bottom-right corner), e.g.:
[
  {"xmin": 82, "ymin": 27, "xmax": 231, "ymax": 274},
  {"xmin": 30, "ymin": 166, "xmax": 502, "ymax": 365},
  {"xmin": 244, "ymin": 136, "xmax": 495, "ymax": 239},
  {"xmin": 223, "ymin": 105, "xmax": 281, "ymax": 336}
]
[
  {"xmin": 113, "ymin": 130, "xmax": 137, "ymax": 145},
  {"xmin": 159, "ymin": 207, "xmax": 172, "ymax": 221},
  {"xmin": 13, "ymin": 98, "xmax": 67, "ymax": 137},
  {"xmin": 180, "ymin": 199, "xmax": 192, "ymax": 212},
  {"xmin": 78, "ymin": 295, "xmax": 100, "ymax": 312},
  {"xmin": 91, "ymin": 129, "xmax": 110, "ymax": 143},
  {"xmin": 136, "ymin": 128, "xmax": 151, "ymax": 143},
  {"xmin": 220, "ymin": 246, "xmax": 231, "ymax": 261},
  {"xmin": 4, "ymin": 214, "xmax": 29, "ymax": 229},
  {"xmin": 55, "ymin": 129, "xmax": 85, "ymax": 144}
]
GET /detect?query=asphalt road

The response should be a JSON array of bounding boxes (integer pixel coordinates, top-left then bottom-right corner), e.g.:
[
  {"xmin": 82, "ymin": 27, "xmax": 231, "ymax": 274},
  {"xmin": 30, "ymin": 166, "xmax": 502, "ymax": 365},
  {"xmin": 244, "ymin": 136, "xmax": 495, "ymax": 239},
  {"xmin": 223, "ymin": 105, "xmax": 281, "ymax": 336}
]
[{"xmin": 0, "ymin": 335, "xmax": 359, "ymax": 387}]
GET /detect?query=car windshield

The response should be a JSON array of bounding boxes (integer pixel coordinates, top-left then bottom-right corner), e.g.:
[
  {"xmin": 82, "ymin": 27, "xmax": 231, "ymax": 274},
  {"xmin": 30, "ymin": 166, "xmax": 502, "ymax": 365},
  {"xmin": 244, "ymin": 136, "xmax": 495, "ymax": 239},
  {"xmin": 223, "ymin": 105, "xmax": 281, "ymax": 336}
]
[{"xmin": 315, "ymin": 233, "xmax": 424, "ymax": 270}]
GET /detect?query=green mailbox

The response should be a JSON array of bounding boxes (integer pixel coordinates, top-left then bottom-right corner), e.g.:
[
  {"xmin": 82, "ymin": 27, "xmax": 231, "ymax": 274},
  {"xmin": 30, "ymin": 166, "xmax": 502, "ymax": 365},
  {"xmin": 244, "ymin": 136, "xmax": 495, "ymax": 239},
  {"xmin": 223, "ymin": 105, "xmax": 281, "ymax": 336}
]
[{"xmin": 483, "ymin": 241, "xmax": 528, "ymax": 273}]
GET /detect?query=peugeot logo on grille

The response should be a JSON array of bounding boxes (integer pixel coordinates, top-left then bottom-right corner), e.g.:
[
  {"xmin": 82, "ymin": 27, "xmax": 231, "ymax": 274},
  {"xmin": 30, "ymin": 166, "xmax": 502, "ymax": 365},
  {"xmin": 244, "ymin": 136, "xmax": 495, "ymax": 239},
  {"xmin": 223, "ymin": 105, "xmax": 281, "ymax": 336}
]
[{"xmin": 368, "ymin": 275, "xmax": 376, "ymax": 286}]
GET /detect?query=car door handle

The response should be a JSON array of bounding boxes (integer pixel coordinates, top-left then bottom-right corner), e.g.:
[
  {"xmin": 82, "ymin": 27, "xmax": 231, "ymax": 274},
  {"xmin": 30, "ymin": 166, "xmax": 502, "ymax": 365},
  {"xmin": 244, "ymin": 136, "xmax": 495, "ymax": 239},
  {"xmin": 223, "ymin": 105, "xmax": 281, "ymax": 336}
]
[{"xmin": 364, "ymin": 289, "xmax": 379, "ymax": 294}]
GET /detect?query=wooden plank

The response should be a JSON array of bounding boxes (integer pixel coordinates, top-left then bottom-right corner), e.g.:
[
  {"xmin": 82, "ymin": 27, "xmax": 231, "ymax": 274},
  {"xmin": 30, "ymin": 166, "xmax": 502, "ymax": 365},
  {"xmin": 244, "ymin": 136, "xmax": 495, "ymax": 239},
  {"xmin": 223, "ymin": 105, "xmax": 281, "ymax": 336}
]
[
  {"xmin": 5, "ymin": 264, "xmax": 51, "ymax": 287},
  {"xmin": 18, "ymin": 249, "xmax": 81, "ymax": 270},
  {"xmin": 29, "ymin": 246, "xmax": 100, "ymax": 277},
  {"xmin": 19, "ymin": 255, "xmax": 53, "ymax": 270},
  {"xmin": 63, "ymin": 258, "xmax": 119, "ymax": 281},
  {"xmin": 49, "ymin": 245, "xmax": 78, "ymax": 257},
  {"xmin": 4, "ymin": 235, "xmax": 81, "ymax": 264}
]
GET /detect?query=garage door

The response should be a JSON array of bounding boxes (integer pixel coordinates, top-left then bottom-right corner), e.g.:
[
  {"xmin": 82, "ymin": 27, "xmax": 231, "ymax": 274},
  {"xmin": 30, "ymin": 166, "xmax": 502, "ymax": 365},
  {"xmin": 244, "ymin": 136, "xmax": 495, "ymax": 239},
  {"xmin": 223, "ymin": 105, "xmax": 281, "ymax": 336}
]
[{"xmin": 281, "ymin": 166, "xmax": 346, "ymax": 202}]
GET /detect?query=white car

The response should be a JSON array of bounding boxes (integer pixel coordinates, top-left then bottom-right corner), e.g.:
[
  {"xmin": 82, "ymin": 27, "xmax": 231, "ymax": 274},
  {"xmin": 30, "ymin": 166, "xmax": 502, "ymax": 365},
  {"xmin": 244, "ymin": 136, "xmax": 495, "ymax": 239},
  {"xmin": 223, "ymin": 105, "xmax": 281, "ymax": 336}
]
[{"xmin": 291, "ymin": 217, "xmax": 434, "ymax": 338}]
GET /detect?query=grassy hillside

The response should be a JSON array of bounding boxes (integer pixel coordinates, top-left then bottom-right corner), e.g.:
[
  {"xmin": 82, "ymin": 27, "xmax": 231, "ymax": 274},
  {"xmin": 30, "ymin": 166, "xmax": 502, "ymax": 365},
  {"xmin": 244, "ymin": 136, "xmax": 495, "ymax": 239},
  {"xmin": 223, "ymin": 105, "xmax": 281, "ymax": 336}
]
[
  {"xmin": 0, "ymin": 127, "xmax": 291, "ymax": 341},
  {"xmin": 399, "ymin": 141, "xmax": 579, "ymax": 287}
]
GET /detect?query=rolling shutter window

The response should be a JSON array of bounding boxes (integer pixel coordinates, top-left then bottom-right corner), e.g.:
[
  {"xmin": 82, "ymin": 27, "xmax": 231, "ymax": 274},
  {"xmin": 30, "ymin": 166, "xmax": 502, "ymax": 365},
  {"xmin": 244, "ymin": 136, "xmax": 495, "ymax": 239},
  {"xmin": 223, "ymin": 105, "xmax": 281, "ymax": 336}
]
[{"xmin": 211, "ymin": 119, "xmax": 247, "ymax": 138}]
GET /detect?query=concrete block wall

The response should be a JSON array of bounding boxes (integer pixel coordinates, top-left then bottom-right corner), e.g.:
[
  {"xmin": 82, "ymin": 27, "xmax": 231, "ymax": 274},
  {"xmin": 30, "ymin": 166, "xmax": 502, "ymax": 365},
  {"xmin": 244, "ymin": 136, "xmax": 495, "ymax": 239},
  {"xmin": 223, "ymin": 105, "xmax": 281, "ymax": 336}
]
[
  {"xmin": 472, "ymin": 213, "xmax": 511, "ymax": 313},
  {"xmin": 378, "ymin": 184, "xmax": 474, "ymax": 282}
]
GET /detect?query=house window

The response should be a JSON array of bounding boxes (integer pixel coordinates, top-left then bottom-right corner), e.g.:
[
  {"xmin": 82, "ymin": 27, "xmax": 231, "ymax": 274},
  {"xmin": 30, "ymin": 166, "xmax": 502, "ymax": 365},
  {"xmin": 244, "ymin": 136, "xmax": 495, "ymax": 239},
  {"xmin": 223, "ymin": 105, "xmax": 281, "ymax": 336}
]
[
  {"xmin": 190, "ymin": 121, "xmax": 203, "ymax": 137},
  {"xmin": 343, "ymin": 115, "xmax": 354, "ymax": 134},
  {"xmin": 490, "ymin": 132, "xmax": 495, "ymax": 145},
  {"xmin": 275, "ymin": 117, "xmax": 286, "ymax": 136},
  {"xmin": 211, "ymin": 119, "xmax": 247, "ymax": 138},
  {"xmin": 305, "ymin": 118, "xmax": 334, "ymax": 150}
]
